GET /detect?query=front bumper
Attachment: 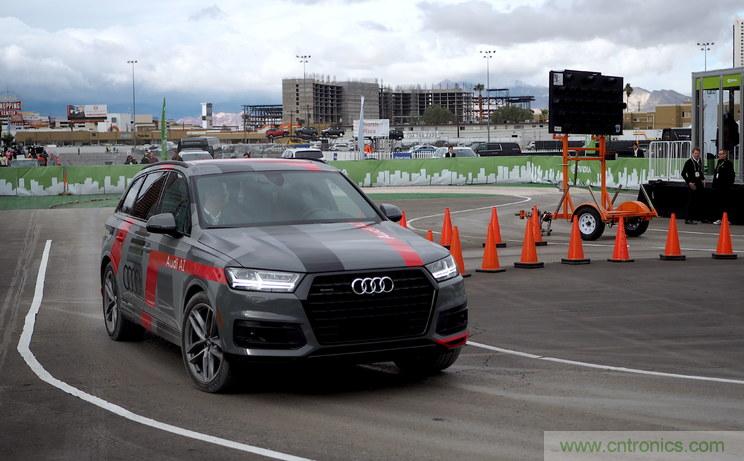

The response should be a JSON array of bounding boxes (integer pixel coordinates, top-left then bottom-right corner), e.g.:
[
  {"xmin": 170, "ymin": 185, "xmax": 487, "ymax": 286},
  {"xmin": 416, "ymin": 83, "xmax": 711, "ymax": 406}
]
[{"xmin": 214, "ymin": 268, "xmax": 467, "ymax": 360}]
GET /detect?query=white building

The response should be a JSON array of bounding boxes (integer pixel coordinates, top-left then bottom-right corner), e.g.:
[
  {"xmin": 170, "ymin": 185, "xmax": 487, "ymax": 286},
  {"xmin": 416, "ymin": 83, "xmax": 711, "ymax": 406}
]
[{"xmin": 736, "ymin": 18, "xmax": 744, "ymax": 68}]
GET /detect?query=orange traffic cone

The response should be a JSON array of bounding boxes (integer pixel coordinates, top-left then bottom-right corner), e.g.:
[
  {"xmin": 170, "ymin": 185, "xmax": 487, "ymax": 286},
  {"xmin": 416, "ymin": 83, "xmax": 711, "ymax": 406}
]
[
  {"xmin": 425, "ymin": 229, "xmax": 434, "ymax": 242},
  {"xmin": 514, "ymin": 217, "xmax": 544, "ymax": 269},
  {"xmin": 562, "ymin": 217, "xmax": 590, "ymax": 265},
  {"xmin": 712, "ymin": 212, "xmax": 737, "ymax": 260},
  {"xmin": 608, "ymin": 217, "xmax": 634, "ymax": 263},
  {"xmin": 476, "ymin": 218, "xmax": 506, "ymax": 273},
  {"xmin": 482, "ymin": 207, "xmax": 506, "ymax": 248},
  {"xmin": 399, "ymin": 211, "xmax": 408, "ymax": 228},
  {"xmin": 450, "ymin": 226, "xmax": 471, "ymax": 277},
  {"xmin": 440, "ymin": 208, "xmax": 453, "ymax": 248},
  {"xmin": 660, "ymin": 213, "xmax": 685, "ymax": 261},
  {"xmin": 532, "ymin": 207, "xmax": 547, "ymax": 246}
]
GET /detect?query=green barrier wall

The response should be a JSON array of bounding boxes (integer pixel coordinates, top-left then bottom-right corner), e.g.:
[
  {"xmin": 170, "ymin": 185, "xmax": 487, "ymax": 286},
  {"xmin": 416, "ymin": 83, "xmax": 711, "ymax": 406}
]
[{"xmin": 0, "ymin": 159, "xmax": 649, "ymax": 196}]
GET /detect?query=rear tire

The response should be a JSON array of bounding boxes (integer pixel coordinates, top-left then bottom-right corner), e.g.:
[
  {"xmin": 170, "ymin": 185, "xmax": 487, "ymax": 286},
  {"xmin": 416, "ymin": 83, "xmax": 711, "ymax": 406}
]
[
  {"xmin": 395, "ymin": 348, "xmax": 461, "ymax": 375},
  {"xmin": 102, "ymin": 263, "xmax": 143, "ymax": 341},
  {"xmin": 624, "ymin": 218, "xmax": 649, "ymax": 237},
  {"xmin": 181, "ymin": 293, "xmax": 234, "ymax": 393},
  {"xmin": 574, "ymin": 206, "xmax": 605, "ymax": 241}
]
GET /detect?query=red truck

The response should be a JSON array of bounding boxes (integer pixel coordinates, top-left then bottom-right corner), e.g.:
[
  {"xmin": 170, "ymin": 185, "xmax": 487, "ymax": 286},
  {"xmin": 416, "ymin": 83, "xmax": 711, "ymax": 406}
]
[{"xmin": 266, "ymin": 128, "xmax": 289, "ymax": 138}]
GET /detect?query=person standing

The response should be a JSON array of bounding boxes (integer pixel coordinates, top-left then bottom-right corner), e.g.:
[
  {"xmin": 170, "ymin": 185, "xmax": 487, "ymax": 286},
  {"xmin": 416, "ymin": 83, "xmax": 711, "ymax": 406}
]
[
  {"xmin": 681, "ymin": 147, "xmax": 705, "ymax": 224},
  {"xmin": 712, "ymin": 149, "xmax": 735, "ymax": 224},
  {"xmin": 632, "ymin": 142, "xmax": 644, "ymax": 158},
  {"xmin": 445, "ymin": 146, "xmax": 454, "ymax": 158}
]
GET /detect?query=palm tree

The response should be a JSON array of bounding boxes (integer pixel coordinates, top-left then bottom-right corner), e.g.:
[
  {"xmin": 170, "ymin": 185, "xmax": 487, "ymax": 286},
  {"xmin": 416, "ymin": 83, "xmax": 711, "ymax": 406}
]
[
  {"xmin": 474, "ymin": 84, "xmax": 485, "ymax": 122},
  {"xmin": 624, "ymin": 84, "xmax": 633, "ymax": 112}
]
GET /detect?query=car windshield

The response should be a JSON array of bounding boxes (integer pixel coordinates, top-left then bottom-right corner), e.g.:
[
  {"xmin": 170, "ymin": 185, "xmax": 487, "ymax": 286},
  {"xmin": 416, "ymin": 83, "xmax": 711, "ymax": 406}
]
[
  {"xmin": 293, "ymin": 150, "xmax": 323, "ymax": 159},
  {"xmin": 454, "ymin": 148, "xmax": 476, "ymax": 157},
  {"xmin": 195, "ymin": 170, "xmax": 380, "ymax": 227},
  {"xmin": 181, "ymin": 152, "xmax": 212, "ymax": 161}
]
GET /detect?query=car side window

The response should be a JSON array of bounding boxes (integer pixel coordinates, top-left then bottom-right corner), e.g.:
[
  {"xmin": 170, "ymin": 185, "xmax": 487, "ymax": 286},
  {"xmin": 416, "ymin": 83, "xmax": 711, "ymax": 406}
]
[
  {"xmin": 131, "ymin": 171, "xmax": 167, "ymax": 220},
  {"xmin": 119, "ymin": 175, "xmax": 145, "ymax": 215},
  {"xmin": 155, "ymin": 172, "xmax": 192, "ymax": 235}
]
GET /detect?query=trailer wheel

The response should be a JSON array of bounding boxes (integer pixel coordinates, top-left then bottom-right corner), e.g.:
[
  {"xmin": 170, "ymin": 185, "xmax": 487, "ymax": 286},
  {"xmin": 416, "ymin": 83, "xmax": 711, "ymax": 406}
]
[
  {"xmin": 624, "ymin": 218, "xmax": 649, "ymax": 237},
  {"xmin": 574, "ymin": 206, "xmax": 605, "ymax": 241}
]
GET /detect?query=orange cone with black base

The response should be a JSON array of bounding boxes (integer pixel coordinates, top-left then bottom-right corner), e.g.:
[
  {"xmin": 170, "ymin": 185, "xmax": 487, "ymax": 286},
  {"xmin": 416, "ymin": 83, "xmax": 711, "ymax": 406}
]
[
  {"xmin": 482, "ymin": 207, "xmax": 506, "ymax": 249},
  {"xmin": 450, "ymin": 226, "xmax": 471, "ymax": 277},
  {"xmin": 425, "ymin": 229, "xmax": 434, "ymax": 242},
  {"xmin": 660, "ymin": 213, "xmax": 685, "ymax": 261},
  {"xmin": 562, "ymin": 217, "xmax": 590, "ymax": 265},
  {"xmin": 532, "ymin": 207, "xmax": 547, "ymax": 246},
  {"xmin": 440, "ymin": 208, "xmax": 453, "ymax": 248},
  {"xmin": 477, "ymin": 218, "xmax": 506, "ymax": 273},
  {"xmin": 608, "ymin": 217, "xmax": 634, "ymax": 263},
  {"xmin": 514, "ymin": 217, "xmax": 544, "ymax": 269},
  {"xmin": 399, "ymin": 211, "xmax": 408, "ymax": 228},
  {"xmin": 712, "ymin": 212, "xmax": 737, "ymax": 259}
]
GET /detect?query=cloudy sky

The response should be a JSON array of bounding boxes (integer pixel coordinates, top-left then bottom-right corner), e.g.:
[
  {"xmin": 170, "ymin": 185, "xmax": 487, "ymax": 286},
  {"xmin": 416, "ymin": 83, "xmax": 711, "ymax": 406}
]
[{"xmin": 1, "ymin": 0, "xmax": 743, "ymax": 117}]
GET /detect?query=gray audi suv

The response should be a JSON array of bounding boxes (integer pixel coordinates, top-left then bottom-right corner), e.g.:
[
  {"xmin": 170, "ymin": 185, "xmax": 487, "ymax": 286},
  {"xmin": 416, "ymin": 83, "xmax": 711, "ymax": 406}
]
[{"xmin": 100, "ymin": 159, "xmax": 467, "ymax": 392}]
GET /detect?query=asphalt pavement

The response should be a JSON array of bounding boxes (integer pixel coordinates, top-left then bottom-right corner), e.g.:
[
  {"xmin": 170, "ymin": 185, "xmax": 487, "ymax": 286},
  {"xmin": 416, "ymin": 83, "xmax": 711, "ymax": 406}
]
[{"xmin": 1, "ymin": 188, "xmax": 743, "ymax": 460}]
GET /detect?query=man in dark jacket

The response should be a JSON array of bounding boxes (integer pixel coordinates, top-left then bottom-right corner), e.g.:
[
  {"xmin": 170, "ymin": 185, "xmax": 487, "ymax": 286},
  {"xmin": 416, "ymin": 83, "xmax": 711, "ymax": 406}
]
[
  {"xmin": 681, "ymin": 147, "xmax": 705, "ymax": 224},
  {"xmin": 632, "ymin": 142, "xmax": 644, "ymax": 158},
  {"xmin": 712, "ymin": 149, "xmax": 735, "ymax": 224}
]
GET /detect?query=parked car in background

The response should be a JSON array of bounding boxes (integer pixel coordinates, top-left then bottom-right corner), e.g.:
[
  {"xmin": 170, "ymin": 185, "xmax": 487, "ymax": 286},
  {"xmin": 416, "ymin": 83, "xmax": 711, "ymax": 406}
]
[
  {"xmin": 409, "ymin": 145, "xmax": 437, "ymax": 158},
  {"xmin": 331, "ymin": 141, "xmax": 353, "ymax": 151},
  {"xmin": 433, "ymin": 147, "xmax": 478, "ymax": 158},
  {"xmin": 177, "ymin": 137, "xmax": 219, "ymax": 156},
  {"xmin": 473, "ymin": 142, "xmax": 522, "ymax": 156},
  {"xmin": 389, "ymin": 128, "xmax": 404, "ymax": 140},
  {"xmin": 321, "ymin": 126, "xmax": 345, "ymax": 138},
  {"xmin": 294, "ymin": 127, "xmax": 318, "ymax": 140},
  {"xmin": 266, "ymin": 128, "xmax": 289, "ymax": 138},
  {"xmin": 281, "ymin": 148, "xmax": 324, "ymax": 160}
]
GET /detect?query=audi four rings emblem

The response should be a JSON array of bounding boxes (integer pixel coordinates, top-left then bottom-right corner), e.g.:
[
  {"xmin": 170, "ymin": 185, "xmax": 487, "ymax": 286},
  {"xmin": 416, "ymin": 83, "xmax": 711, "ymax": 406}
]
[{"xmin": 351, "ymin": 277, "xmax": 394, "ymax": 295}]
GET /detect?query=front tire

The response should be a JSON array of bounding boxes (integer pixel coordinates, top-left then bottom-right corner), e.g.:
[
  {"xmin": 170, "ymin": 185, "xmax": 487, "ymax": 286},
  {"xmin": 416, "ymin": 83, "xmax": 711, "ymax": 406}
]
[
  {"xmin": 102, "ymin": 263, "xmax": 143, "ymax": 341},
  {"xmin": 181, "ymin": 293, "xmax": 234, "ymax": 393},
  {"xmin": 574, "ymin": 206, "xmax": 605, "ymax": 241},
  {"xmin": 395, "ymin": 348, "xmax": 461, "ymax": 375}
]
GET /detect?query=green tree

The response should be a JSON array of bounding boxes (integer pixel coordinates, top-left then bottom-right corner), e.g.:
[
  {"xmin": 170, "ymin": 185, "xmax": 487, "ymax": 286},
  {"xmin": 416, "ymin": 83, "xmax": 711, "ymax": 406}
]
[
  {"xmin": 422, "ymin": 105, "xmax": 455, "ymax": 125},
  {"xmin": 490, "ymin": 105, "xmax": 534, "ymax": 124}
]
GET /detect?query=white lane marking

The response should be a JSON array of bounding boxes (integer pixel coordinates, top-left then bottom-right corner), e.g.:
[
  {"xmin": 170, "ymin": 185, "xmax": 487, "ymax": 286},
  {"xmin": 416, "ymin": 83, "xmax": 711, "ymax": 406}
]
[
  {"xmin": 17, "ymin": 240, "xmax": 313, "ymax": 461},
  {"xmin": 467, "ymin": 341, "xmax": 744, "ymax": 385},
  {"xmin": 407, "ymin": 195, "xmax": 532, "ymax": 233}
]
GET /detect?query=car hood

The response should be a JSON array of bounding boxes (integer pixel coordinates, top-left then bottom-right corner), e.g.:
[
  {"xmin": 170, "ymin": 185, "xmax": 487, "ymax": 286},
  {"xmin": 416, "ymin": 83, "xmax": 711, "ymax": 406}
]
[{"xmin": 199, "ymin": 221, "xmax": 449, "ymax": 273}]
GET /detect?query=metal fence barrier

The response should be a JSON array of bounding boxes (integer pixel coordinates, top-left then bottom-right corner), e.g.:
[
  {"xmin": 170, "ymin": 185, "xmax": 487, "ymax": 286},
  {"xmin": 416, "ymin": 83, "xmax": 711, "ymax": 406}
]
[{"xmin": 648, "ymin": 141, "xmax": 691, "ymax": 182}]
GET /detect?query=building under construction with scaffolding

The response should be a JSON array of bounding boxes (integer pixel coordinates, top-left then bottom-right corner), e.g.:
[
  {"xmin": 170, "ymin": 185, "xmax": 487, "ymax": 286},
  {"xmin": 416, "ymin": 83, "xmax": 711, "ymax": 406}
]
[{"xmin": 379, "ymin": 86, "xmax": 475, "ymax": 125}]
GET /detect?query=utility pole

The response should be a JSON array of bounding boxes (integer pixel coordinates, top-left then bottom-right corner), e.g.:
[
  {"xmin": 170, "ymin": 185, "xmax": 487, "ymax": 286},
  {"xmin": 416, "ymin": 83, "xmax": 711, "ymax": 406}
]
[
  {"xmin": 297, "ymin": 54, "xmax": 311, "ymax": 126},
  {"xmin": 127, "ymin": 59, "xmax": 138, "ymax": 148},
  {"xmin": 697, "ymin": 42, "xmax": 714, "ymax": 71},
  {"xmin": 480, "ymin": 50, "xmax": 495, "ymax": 142}
]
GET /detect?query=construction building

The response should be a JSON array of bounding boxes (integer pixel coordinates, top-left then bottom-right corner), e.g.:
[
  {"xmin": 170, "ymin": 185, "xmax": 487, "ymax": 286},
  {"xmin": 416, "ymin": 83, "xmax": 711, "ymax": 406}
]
[
  {"xmin": 735, "ymin": 18, "xmax": 744, "ymax": 68},
  {"xmin": 281, "ymin": 77, "xmax": 379, "ymax": 126},
  {"xmin": 379, "ymin": 86, "xmax": 474, "ymax": 125}
]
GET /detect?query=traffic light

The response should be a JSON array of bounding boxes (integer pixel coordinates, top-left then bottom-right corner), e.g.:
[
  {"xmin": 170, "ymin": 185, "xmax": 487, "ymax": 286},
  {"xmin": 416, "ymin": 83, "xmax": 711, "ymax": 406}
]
[{"xmin": 549, "ymin": 70, "xmax": 625, "ymax": 135}]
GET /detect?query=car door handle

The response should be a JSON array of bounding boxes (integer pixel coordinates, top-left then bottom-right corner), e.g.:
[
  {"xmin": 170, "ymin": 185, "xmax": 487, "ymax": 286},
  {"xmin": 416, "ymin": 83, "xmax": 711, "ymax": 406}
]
[{"xmin": 115, "ymin": 234, "xmax": 125, "ymax": 242}]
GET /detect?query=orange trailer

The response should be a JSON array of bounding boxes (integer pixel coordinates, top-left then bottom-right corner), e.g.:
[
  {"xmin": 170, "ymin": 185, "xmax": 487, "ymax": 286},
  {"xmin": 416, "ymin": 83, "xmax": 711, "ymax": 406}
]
[{"xmin": 544, "ymin": 134, "xmax": 657, "ymax": 240}]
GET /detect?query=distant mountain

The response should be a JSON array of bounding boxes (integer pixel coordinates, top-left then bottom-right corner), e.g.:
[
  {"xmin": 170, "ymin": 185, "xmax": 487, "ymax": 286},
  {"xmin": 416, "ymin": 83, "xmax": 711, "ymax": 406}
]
[
  {"xmin": 626, "ymin": 87, "xmax": 690, "ymax": 112},
  {"xmin": 176, "ymin": 112, "xmax": 244, "ymax": 128}
]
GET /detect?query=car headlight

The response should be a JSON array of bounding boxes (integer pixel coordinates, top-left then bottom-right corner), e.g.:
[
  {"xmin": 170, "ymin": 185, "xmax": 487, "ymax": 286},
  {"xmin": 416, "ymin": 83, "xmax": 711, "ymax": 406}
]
[
  {"xmin": 225, "ymin": 268, "xmax": 302, "ymax": 292},
  {"xmin": 425, "ymin": 255, "xmax": 459, "ymax": 282}
]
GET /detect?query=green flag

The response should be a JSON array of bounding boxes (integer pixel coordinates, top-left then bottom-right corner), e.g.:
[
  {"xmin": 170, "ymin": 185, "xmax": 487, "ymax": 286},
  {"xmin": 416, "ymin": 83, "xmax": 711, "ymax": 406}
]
[{"xmin": 160, "ymin": 97, "xmax": 168, "ymax": 160}]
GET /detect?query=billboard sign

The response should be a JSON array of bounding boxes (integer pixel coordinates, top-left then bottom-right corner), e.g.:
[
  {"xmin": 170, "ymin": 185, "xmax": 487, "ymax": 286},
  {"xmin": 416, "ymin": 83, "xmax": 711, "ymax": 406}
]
[
  {"xmin": 67, "ymin": 104, "xmax": 108, "ymax": 120},
  {"xmin": 0, "ymin": 100, "xmax": 21, "ymax": 118},
  {"xmin": 353, "ymin": 118, "xmax": 390, "ymax": 138}
]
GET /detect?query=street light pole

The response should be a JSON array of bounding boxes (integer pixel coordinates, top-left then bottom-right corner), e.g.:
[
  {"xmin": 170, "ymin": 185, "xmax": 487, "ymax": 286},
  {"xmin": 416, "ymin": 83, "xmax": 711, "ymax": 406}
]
[
  {"xmin": 127, "ymin": 59, "xmax": 138, "ymax": 148},
  {"xmin": 296, "ymin": 54, "xmax": 311, "ymax": 126},
  {"xmin": 697, "ymin": 42, "xmax": 714, "ymax": 71},
  {"xmin": 480, "ymin": 50, "xmax": 495, "ymax": 142}
]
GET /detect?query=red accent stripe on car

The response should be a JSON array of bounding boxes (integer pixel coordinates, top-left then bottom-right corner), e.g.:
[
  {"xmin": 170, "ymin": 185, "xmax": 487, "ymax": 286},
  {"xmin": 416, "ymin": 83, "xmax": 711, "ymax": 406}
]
[
  {"xmin": 353, "ymin": 223, "xmax": 424, "ymax": 267},
  {"xmin": 144, "ymin": 250, "xmax": 227, "ymax": 307},
  {"xmin": 434, "ymin": 331, "xmax": 469, "ymax": 349},
  {"xmin": 140, "ymin": 311, "xmax": 153, "ymax": 331},
  {"xmin": 110, "ymin": 221, "xmax": 134, "ymax": 273},
  {"xmin": 239, "ymin": 158, "xmax": 322, "ymax": 171}
]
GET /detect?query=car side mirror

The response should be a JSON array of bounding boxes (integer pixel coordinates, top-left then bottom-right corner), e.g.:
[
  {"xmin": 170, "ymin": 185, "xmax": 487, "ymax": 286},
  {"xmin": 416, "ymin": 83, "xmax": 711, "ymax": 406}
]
[
  {"xmin": 379, "ymin": 203, "xmax": 402, "ymax": 222},
  {"xmin": 146, "ymin": 213, "xmax": 181, "ymax": 237}
]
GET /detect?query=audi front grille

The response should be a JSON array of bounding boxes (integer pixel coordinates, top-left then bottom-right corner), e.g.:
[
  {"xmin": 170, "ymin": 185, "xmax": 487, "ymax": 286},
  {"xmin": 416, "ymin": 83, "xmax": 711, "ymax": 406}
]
[{"xmin": 304, "ymin": 269, "xmax": 436, "ymax": 345}]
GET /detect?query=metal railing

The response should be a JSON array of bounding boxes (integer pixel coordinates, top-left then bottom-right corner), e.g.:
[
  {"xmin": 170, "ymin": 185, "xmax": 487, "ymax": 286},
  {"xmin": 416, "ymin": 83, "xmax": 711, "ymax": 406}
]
[{"xmin": 648, "ymin": 141, "xmax": 692, "ymax": 182}]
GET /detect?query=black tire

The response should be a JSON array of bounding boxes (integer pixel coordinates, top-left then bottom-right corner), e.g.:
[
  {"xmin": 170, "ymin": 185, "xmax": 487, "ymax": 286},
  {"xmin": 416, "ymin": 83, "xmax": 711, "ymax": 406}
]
[
  {"xmin": 574, "ymin": 206, "xmax": 605, "ymax": 241},
  {"xmin": 102, "ymin": 263, "xmax": 143, "ymax": 341},
  {"xmin": 395, "ymin": 348, "xmax": 461, "ymax": 375},
  {"xmin": 181, "ymin": 293, "xmax": 234, "ymax": 393},
  {"xmin": 624, "ymin": 218, "xmax": 649, "ymax": 237}
]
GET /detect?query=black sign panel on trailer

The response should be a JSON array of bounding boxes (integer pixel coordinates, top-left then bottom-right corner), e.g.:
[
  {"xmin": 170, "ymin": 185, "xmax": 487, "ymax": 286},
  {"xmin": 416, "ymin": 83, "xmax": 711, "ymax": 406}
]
[{"xmin": 549, "ymin": 70, "xmax": 625, "ymax": 135}]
